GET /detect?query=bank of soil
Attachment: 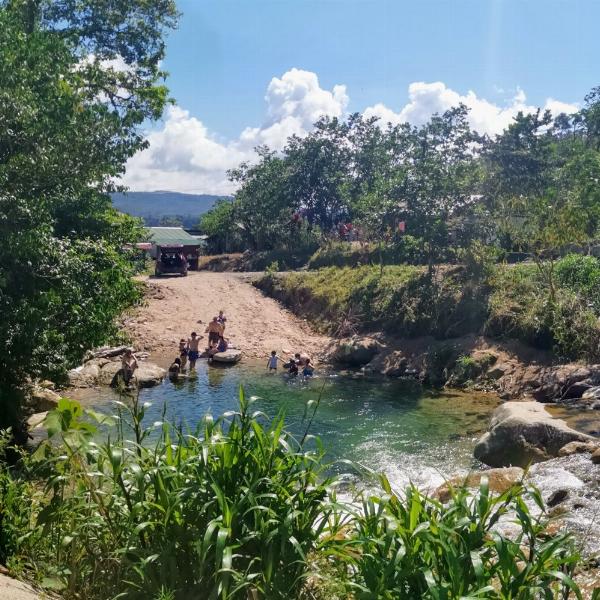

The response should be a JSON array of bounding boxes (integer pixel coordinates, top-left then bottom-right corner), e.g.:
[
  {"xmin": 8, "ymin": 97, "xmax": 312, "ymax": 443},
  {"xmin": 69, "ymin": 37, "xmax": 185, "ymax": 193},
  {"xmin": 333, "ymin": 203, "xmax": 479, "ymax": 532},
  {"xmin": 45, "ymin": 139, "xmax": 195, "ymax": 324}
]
[{"xmin": 123, "ymin": 272, "xmax": 331, "ymax": 367}]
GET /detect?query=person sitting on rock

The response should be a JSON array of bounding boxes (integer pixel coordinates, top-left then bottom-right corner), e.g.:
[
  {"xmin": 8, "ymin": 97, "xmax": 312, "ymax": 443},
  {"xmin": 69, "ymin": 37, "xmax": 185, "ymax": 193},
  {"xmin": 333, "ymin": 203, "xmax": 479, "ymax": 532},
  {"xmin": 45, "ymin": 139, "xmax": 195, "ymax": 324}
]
[{"xmin": 208, "ymin": 336, "xmax": 229, "ymax": 358}]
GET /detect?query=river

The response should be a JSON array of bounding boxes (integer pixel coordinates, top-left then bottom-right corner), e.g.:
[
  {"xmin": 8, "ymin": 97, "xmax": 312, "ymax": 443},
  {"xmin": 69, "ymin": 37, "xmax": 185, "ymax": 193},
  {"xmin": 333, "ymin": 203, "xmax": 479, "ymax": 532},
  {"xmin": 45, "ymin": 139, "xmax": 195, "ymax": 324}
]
[{"xmin": 73, "ymin": 362, "xmax": 500, "ymax": 491}]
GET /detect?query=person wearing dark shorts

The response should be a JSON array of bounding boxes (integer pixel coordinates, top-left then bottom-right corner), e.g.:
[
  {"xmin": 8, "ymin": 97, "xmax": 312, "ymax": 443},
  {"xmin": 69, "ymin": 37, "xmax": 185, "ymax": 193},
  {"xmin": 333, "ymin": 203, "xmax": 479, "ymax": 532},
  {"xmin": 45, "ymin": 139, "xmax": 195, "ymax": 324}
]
[
  {"xmin": 188, "ymin": 332, "xmax": 202, "ymax": 369},
  {"xmin": 205, "ymin": 317, "xmax": 224, "ymax": 349}
]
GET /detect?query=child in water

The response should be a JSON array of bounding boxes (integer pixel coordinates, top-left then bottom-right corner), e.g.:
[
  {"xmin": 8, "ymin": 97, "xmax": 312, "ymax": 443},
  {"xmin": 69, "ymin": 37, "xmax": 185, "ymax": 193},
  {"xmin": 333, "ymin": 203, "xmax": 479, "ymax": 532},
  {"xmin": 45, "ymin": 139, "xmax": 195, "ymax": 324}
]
[{"xmin": 267, "ymin": 350, "xmax": 280, "ymax": 371}]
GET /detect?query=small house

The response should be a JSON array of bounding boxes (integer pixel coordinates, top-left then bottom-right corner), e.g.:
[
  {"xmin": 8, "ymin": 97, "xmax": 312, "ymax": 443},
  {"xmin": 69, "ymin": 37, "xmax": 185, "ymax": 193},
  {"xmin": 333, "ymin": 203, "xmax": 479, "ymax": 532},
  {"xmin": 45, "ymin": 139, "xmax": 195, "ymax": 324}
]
[{"xmin": 146, "ymin": 227, "xmax": 204, "ymax": 270}]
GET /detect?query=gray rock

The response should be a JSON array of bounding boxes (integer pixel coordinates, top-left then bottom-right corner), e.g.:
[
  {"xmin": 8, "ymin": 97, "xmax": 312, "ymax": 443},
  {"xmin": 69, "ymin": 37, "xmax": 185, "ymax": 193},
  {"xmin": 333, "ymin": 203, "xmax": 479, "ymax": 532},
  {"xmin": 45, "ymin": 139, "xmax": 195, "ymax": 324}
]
[
  {"xmin": 558, "ymin": 440, "xmax": 600, "ymax": 456},
  {"xmin": 592, "ymin": 448, "xmax": 600, "ymax": 465},
  {"xmin": 328, "ymin": 336, "xmax": 381, "ymax": 367},
  {"xmin": 581, "ymin": 386, "xmax": 600, "ymax": 401},
  {"xmin": 85, "ymin": 345, "xmax": 129, "ymax": 361},
  {"xmin": 546, "ymin": 488, "xmax": 569, "ymax": 507},
  {"xmin": 561, "ymin": 381, "xmax": 593, "ymax": 400},
  {"xmin": 365, "ymin": 350, "xmax": 407, "ymax": 377},
  {"xmin": 29, "ymin": 387, "xmax": 60, "ymax": 412},
  {"xmin": 68, "ymin": 362, "xmax": 101, "ymax": 387},
  {"xmin": 474, "ymin": 402, "xmax": 595, "ymax": 468}
]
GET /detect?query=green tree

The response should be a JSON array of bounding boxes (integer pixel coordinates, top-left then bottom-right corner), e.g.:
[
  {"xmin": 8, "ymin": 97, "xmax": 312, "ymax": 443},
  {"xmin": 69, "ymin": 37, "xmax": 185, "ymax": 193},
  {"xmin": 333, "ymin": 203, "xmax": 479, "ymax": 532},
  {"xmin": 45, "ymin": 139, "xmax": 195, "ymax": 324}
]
[
  {"xmin": 0, "ymin": 1, "xmax": 176, "ymax": 439},
  {"xmin": 228, "ymin": 148, "xmax": 292, "ymax": 250},
  {"xmin": 198, "ymin": 199, "xmax": 243, "ymax": 254},
  {"xmin": 485, "ymin": 109, "xmax": 600, "ymax": 302}
]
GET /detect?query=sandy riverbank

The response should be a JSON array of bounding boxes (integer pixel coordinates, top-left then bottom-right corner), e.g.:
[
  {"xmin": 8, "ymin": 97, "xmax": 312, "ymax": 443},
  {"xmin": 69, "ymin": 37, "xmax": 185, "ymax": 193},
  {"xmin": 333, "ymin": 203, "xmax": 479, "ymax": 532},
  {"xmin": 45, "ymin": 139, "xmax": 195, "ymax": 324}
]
[{"xmin": 123, "ymin": 272, "xmax": 332, "ymax": 367}]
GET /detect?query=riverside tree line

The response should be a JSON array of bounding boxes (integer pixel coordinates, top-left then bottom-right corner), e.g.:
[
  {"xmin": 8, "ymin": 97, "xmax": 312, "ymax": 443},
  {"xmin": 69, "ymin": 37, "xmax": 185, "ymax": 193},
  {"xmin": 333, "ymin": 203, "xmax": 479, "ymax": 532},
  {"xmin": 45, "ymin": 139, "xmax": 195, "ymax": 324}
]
[{"xmin": 202, "ymin": 94, "xmax": 600, "ymax": 274}]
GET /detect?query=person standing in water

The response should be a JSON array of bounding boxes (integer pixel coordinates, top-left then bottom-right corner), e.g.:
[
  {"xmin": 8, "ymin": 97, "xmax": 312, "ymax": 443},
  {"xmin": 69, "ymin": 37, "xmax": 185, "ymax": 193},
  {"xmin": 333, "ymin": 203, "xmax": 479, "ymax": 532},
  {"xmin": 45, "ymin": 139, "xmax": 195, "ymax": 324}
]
[
  {"xmin": 267, "ymin": 350, "xmax": 280, "ymax": 371},
  {"xmin": 121, "ymin": 348, "xmax": 138, "ymax": 384},
  {"xmin": 178, "ymin": 338, "xmax": 188, "ymax": 369},
  {"xmin": 188, "ymin": 332, "xmax": 201, "ymax": 369}
]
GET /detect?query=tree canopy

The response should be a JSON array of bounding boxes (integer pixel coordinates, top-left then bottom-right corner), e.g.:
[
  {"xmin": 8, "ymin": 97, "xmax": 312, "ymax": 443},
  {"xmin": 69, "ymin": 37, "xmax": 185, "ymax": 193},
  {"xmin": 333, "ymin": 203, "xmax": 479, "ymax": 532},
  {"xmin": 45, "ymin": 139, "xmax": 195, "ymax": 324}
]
[{"xmin": 0, "ymin": 0, "xmax": 177, "ymax": 438}]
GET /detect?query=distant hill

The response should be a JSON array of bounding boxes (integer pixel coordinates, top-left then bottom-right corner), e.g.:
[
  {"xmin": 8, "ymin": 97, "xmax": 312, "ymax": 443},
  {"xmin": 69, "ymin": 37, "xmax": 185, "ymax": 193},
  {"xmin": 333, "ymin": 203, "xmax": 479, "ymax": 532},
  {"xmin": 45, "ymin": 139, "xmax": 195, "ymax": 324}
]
[{"xmin": 111, "ymin": 191, "xmax": 226, "ymax": 227}]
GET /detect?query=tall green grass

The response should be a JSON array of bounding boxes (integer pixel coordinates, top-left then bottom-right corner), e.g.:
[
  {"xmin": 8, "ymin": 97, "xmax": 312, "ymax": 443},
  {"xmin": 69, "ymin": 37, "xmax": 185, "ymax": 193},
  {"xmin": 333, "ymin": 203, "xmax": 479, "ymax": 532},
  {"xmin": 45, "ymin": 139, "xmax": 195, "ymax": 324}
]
[{"xmin": 0, "ymin": 390, "xmax": 594, "ymax": 599}]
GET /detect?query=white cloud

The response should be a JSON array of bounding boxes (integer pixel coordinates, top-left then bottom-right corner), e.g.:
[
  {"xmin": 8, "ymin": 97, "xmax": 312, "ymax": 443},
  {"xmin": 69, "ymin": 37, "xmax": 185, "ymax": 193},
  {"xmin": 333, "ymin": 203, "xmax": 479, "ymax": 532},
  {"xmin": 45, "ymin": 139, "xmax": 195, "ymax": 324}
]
[
  {"xmin": 122, "ymin": 72, "xmax": 578, "ymax": 194},
  {"xmin": 364, "ymin": 81, "xmax": 578, "ymax": 136},
  {"xmin": 122, "ymin": 68, "xmax": 348, "ymax": 194}
]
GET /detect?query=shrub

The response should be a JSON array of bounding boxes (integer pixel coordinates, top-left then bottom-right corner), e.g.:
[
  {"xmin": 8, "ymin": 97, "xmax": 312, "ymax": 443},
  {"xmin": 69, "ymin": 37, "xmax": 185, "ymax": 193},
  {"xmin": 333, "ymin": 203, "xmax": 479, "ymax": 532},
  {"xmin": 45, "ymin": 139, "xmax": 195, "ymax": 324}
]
[
  {"xmin": 340, "ymin": 474, "xmax": 583, "ymax": 599},
  {"xmin": 0, "ymin": 395, "xmax": 590, "ymax": 599},
  {"xmin": 449, "ymin": 352, "xmax": 497, "ymax": 386},
  {"xmin": 19, "ymin": 393, "xmax": 338, "ymax": 599},
  {"xmin": 556, "ymin": 254, "xmax": 600, "ymax": 312}
]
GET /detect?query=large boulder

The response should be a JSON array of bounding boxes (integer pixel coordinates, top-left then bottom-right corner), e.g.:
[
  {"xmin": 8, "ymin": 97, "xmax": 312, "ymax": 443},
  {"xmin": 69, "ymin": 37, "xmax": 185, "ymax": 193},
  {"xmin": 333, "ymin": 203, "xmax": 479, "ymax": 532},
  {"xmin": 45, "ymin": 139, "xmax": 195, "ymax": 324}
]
[
  {"xmin": 136, "ymin": 362, "xmax": 166, "ymax": 387},
  {"xmin": 69, "ymin": 358, "xmax": 165, "ymax": 389},
  {"xmin": 474, "ymin": 401, "xmax": 595, "ymax": 468},
  {"xmin": 328, "ymin": 336, "xmax": 381, "ymax": 367},
  {"xmin": 365, "ymin": 350, "xmax": 408, "ymax": 377},
  {"xmin": 28, "ymin": 387, "xmax": 60, "ymax": 412},
  {"xmin": 98, "ymin": 360, "xmax": 165, "ymax": 388},
  {"xmin": 68, "ymin": 361, "xmax": 102, "ymax": 387}
]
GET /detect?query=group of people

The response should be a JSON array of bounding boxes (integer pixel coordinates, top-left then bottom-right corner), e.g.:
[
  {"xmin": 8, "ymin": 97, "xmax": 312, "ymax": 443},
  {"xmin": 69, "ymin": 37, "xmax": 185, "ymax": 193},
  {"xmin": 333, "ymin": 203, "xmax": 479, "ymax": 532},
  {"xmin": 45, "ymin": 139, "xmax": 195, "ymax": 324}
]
[
  {"xmin": 168, "ymin": 310, "xmax": 229, "ymax": 377},
  {"xmin": 267, "ymin": 351, "xmax": 314, "ymax": 378}
]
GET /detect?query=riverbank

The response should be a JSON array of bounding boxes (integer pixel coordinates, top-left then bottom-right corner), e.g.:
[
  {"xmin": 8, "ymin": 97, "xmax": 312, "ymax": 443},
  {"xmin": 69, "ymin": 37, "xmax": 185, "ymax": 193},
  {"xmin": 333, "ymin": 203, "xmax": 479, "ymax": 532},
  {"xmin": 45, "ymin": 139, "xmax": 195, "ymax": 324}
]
[
  {"xmin": 122, "ymin": 272, "xmax": 331, "ymax": 368},
  {"xmin": 255, "ymin": 264, "xmax": 600, "ymax": 407}
]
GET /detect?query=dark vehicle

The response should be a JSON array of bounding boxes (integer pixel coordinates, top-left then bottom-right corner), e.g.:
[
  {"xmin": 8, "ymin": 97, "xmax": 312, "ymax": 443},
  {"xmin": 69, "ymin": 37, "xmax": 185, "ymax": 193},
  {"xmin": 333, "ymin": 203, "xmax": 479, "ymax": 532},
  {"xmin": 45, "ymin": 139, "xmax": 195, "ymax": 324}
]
[{"xmin": 155, "ymin": 245, "xmax": 188, "ymax": 277}]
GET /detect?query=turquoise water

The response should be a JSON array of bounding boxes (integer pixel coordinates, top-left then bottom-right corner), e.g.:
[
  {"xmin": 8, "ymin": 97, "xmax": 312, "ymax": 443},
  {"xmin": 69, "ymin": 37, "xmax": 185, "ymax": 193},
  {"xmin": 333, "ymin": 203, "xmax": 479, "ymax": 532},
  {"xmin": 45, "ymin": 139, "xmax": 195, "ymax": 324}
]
[{"xmin": 77, "ymin": 363, "xmax": 500, "ymax": 490}]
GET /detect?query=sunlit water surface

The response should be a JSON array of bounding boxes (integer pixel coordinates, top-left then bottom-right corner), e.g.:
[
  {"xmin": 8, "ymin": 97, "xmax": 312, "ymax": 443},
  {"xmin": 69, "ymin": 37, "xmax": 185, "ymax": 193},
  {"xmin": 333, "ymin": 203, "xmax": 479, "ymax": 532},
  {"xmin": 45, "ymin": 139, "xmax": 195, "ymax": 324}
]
[{"xmin": 74, "ymin": 363, "xmax": 500, "ymax": 491}]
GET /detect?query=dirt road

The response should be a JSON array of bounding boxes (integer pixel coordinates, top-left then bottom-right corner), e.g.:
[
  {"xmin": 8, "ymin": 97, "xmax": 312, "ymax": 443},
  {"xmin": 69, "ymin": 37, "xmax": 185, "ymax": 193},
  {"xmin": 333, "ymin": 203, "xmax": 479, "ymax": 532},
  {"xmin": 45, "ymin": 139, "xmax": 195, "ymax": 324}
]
[{"xmin": 124, "ymin": 272, "xmax": 331, "ymax": 366}]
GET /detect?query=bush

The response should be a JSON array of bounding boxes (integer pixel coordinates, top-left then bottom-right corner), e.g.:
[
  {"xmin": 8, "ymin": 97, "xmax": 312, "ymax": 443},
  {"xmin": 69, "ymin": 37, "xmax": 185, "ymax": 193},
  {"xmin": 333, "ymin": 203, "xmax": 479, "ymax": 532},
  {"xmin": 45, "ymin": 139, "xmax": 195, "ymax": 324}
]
[
  {"xmin": 256, "ymin": 265, "xmax": 489, "ymax": 339},
  {"xmin": 449, "ymin": 352, "xmax": 497, "ymax": 386},
  {"xmin": 486, "ymin": 263, "xmax": 600, "ymax": 360},
  {"xmin": 0, "ymin": 394, "xmax": 589, "ymax": 599},
  {"xmin": 556, "ymin": 254, "xmax": 600, "ymax": 312},
  {"xmin": 16, "ymin": 393, "xmax": 337, "ymax": 599},
  {"xmin": 342, "ymin": 474, "xmax": 583, "ymax": 599}
]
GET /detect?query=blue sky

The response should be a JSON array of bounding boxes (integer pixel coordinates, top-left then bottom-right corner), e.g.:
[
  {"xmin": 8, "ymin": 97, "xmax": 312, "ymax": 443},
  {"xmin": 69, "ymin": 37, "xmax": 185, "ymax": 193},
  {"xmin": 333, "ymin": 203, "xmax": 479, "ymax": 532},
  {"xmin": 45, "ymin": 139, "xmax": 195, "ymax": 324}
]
[{"xmin": 123, "ymin": 0, "xmax": 600, "ymax": 193}]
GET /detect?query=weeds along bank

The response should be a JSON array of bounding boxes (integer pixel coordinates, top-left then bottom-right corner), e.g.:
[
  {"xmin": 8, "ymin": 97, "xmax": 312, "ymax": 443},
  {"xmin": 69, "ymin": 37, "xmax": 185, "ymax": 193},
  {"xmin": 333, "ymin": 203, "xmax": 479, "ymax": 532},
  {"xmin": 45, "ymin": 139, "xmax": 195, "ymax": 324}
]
[
  {"xmin": 0, "ymin": 393, "xmax": 590, "ymax": 599},
  {"xmin": 256, "ymin": 253, "xmax": 600, "ymax": 367}
]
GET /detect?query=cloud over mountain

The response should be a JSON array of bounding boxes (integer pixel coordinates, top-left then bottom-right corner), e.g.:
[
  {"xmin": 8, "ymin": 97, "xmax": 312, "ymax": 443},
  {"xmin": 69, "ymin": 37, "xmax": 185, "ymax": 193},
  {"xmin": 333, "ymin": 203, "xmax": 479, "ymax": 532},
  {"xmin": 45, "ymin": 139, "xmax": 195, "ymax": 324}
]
[{"xmin": 122, "ymin": 70, "xmax": 577, "ymax": 195}]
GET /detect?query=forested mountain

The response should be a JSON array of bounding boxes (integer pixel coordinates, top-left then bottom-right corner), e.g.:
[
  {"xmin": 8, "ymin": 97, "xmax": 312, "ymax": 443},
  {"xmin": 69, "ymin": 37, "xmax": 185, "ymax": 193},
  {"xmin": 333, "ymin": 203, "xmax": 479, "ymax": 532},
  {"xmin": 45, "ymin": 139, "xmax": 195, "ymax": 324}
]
[{"xmin": 111, "ymin": 191, "xmax": 224, "ymax": 226}]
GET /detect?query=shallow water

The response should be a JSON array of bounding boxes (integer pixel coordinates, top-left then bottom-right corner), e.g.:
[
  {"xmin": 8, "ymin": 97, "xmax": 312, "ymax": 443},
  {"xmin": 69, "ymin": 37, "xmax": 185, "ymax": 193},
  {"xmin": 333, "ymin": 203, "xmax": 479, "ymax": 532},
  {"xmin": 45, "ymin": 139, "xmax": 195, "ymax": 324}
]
[{"xmin": 73, "ymin": 363, "xmax": 500, "ymax": 490}]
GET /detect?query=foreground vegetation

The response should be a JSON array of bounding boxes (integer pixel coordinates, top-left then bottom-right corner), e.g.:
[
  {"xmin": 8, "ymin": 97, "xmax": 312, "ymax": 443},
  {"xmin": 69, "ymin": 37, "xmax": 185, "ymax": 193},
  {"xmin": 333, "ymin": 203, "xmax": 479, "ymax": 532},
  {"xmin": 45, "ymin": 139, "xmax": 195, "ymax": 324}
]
[
  {"xmin": 257, "ymin": 252, "xmax": 600, "ymax": 362},
  {"xmin": 0, "ymin": 390, "xmax": 593, "ymax": 599}
]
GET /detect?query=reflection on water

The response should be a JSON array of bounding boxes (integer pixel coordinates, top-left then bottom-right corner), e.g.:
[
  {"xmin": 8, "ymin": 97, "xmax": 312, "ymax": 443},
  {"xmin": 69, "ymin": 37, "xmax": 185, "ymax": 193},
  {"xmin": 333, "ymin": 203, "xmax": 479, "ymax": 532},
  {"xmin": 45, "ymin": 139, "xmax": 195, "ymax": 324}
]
[
  {"xmin": 546, "ymin": 404, "xmax": 600, "ymax": 437},
  {"xmin": 72, "ymin": 363, "xmax": 500, "ymax": 490}
]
